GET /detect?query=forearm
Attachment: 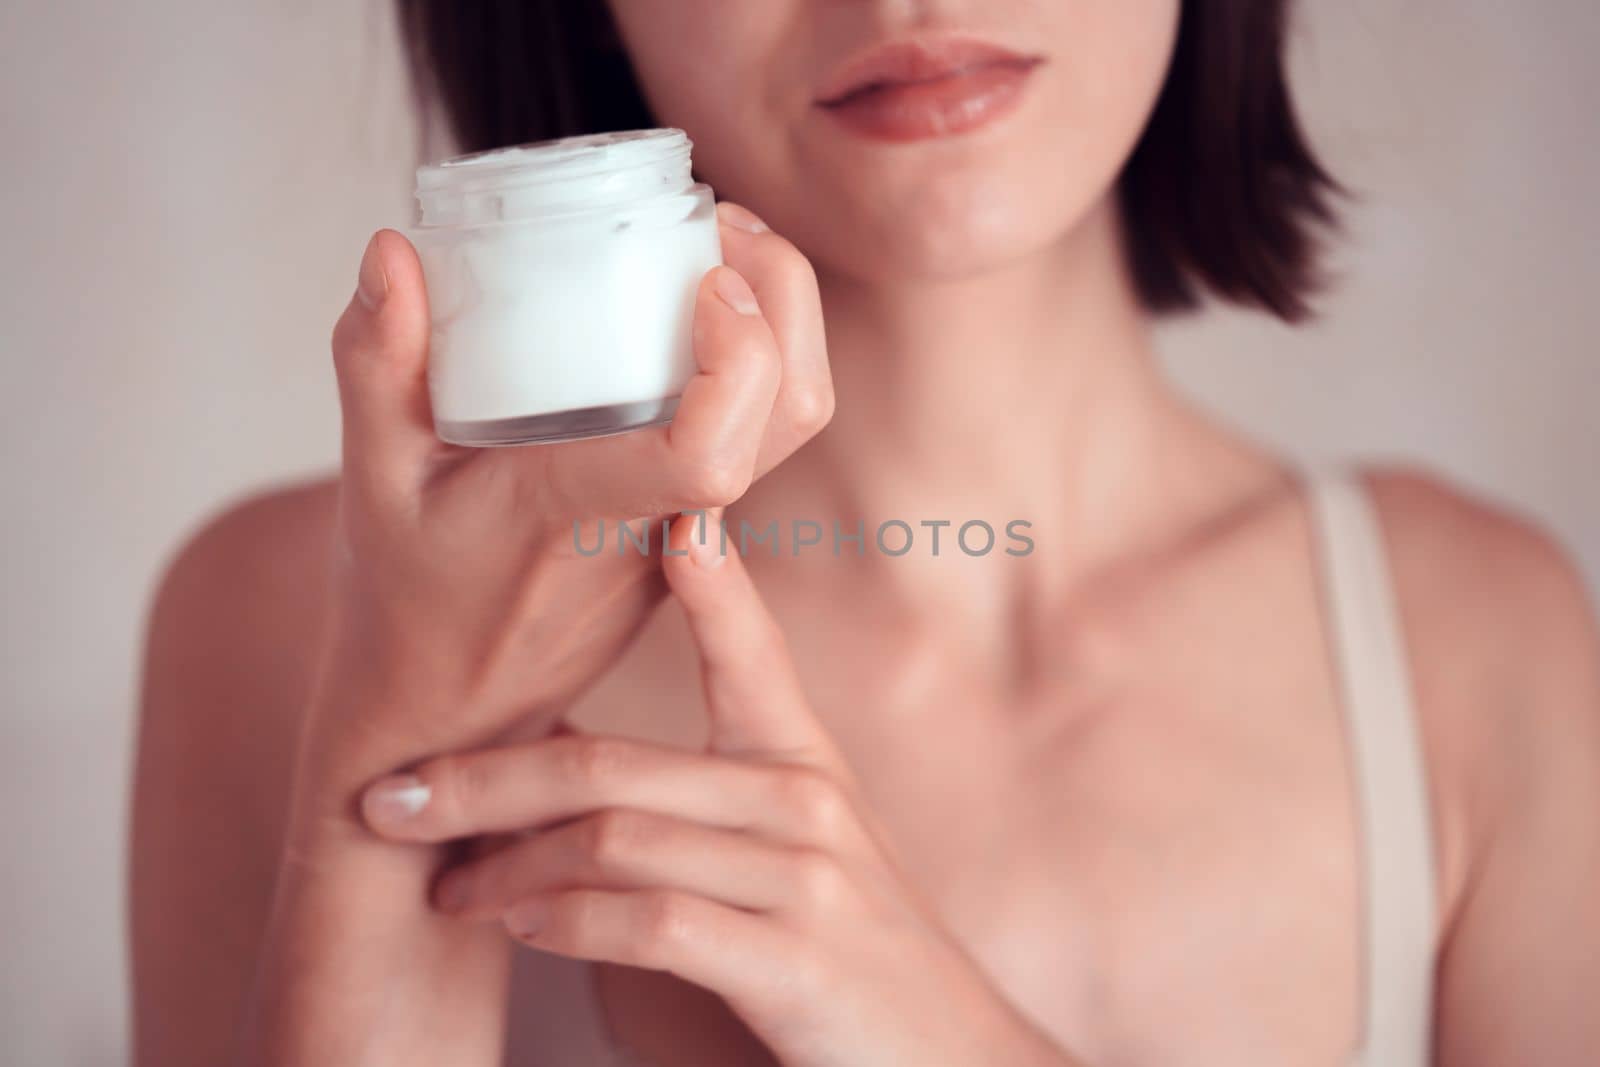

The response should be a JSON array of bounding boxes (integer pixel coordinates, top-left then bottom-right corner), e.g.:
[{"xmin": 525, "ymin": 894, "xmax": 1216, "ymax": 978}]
[
  {"xmin": 234, "ymin": 676, "xmax": 519, "ymax": 1067},
  {"xmin": 237, "ymin": 825, "xmax": 511, "ymax": 1067}
]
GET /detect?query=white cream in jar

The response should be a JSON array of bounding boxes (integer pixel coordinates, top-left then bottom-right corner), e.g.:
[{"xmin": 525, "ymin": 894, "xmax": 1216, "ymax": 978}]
[{"xmin": 411, "ymin": 129, "xmax": 722, "ymax": 446}]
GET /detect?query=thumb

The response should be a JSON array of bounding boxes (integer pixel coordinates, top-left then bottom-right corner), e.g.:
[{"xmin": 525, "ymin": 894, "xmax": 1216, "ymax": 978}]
[
  {"xmin": 330, "ymin": 229, "xmax": 440, "ymax": 504},
  {"xmin": 663, "ymin": 509, "xmax": 845, "ymax": 772}
]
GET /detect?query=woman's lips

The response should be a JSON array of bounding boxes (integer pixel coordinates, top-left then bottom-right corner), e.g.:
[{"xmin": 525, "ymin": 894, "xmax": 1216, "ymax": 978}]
[{"xmin": 815, "ymin": 39, "xmax": 1045, "ymax": 143}]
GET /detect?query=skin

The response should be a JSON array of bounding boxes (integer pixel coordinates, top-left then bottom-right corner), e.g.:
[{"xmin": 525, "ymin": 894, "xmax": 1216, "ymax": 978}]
[{"xmin": 131, "ymin": 2, "xmax": 1600, "ymax": 1065}]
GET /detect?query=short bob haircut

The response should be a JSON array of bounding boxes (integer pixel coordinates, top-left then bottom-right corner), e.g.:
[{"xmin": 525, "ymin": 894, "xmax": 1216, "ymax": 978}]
[{"xmin": 396, "ymin": 1, "xmax": 1339, "ymax": 322}]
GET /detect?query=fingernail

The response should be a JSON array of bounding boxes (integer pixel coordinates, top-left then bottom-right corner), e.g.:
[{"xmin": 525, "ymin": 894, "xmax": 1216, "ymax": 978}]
[
  {"xmin": 505, "ymin": 899, "xmax": 549, "ymax": 940},
  {"xmin": 362, "ymin": 774, "xmax": 430, "ymax": 826},
  {"xmin": 714, "ymin": 268, "xmax": 761, "ymax": 316},
  {"xmin": 435, "ymin": 872, "xmax": 471, "ymax": 913},
  {"xmin": 717, "ymin": 201, "xmax": 770, "ymax": 233},
  {"xmin": 356, "ymin": 232, "xmax": 389, "ymax": 311},
  {"xmin": 691, "ymin": 507, "xmax": 727, "ymax": 569}
]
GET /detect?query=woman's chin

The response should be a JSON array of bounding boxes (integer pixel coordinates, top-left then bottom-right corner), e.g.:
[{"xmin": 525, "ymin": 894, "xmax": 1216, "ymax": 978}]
[
  {"xmin": 784, "ymin": 163, "xmax": 1083, "ymax": 285},
  {"xmin": 812, "ymin": 209, "xmax": 1062, "ymax": 286}
]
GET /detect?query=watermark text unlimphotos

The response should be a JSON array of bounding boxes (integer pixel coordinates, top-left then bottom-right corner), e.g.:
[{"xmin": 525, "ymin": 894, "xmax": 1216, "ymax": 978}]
[{"xmin": 574, "ymin": 510, "xmax": 1034, "ymax": 560}]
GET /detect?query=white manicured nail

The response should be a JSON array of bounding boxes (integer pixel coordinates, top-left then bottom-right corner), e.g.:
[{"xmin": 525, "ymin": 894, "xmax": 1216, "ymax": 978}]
[{"xmin": 363, "ymin": 774, "xmax": 431, "ymax": 825}]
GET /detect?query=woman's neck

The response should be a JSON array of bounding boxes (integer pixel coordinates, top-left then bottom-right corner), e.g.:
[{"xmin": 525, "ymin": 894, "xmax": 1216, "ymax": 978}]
[{"xmin": 733, "ymin": 196, "xmax": 1285, "ymax": 614}]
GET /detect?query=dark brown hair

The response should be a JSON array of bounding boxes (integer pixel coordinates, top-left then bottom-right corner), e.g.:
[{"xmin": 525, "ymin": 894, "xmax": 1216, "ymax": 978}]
[{"xmin": 396, "ymin": 1, "xmax": 1338, "ymax": 322}]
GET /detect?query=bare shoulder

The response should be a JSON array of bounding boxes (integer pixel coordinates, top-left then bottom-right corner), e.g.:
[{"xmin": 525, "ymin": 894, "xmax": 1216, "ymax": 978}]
[
  {"xmin": 150, "ymin": 474, "xmax": 340, "ymax": 621},
  {"xmin": 137, "ymin": 473, "xmax": 341, "ymax": 827},
  {"xmin": 138, "ymin": 473, "xmax": 341, "ymax": 825},
  {"xmin": 1357, "ymin": 464, "xmax": 1600, "ymax": 914},
  {"xmin": 142, "ymin": 476, "xmax": 340, "ymax": 734},
  {"xmin": 1360, "ymin": 463, "xmax": 1599, "ymax": 698},
  {"xmin": 131, "ymin": 475, "xmax": 340, "ymax": 1063}
]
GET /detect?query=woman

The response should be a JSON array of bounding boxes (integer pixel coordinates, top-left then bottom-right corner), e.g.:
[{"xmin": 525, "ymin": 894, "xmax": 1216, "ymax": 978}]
[{"xmin": 130, "ymin": 1, "xmax": 1600, "ymax": 1065}]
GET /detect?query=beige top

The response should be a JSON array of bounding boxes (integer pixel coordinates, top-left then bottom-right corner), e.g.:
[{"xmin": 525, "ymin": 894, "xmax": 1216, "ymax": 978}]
[
  {"xmin": 1306, "ymin": 465, "xmax": 1438, "ymax": 1065},
  {"xmin": 504, "ymin": 465, "xmax": 1440, "ymax": 1065}
]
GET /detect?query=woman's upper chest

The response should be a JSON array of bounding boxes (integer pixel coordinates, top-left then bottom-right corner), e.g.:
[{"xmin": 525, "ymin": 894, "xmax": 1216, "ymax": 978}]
[
  {"xmin": 843, "ymin": 648, "xmax": 1363, "ymax": 1064},
  {"xmin": 570, "ymin": 549, "xmax": 1367, "ymax": 1065}
]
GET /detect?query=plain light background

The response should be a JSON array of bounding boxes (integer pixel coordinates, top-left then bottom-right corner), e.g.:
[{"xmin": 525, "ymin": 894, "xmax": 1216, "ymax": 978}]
[{"xmin": 2, "ymin": 1, "xmax": 1595, "ymax": 1062}]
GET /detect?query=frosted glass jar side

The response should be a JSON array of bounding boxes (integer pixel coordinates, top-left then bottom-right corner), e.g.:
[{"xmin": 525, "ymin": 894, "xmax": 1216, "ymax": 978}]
[{"xmin": 414, "ymin": 186, "xmax": 721, "ymax": 443}]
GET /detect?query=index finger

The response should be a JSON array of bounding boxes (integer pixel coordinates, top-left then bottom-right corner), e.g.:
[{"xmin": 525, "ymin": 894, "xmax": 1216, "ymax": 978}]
[{"xmin": 662, "ymin": 508, "xmax": 847, "ymax": 774}]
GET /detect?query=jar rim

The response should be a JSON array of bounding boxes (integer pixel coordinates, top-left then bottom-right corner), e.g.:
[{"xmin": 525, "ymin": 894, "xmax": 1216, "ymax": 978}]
[{"xmin": 416, "ymin": 128, "xmax": 691, "ymax": 195}]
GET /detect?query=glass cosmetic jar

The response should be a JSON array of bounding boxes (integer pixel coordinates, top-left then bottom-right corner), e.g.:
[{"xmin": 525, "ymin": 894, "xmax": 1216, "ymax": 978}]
[{"xmin": 411, "ymin": 128, "xmax": 722, "ymax": 446}]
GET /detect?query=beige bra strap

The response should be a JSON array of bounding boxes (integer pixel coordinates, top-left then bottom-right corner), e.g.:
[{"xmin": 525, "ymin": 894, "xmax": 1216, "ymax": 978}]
[{"xmin": 1303, "ymin": 465, "xmax": 1437, "ymax": 1066}]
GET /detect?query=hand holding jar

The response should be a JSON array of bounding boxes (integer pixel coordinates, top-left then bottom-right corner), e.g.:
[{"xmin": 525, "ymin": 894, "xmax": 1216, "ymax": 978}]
[
  {"xmin": 239, "ymin": 131, "xmax": 833, "ymax": 1063},
  {"xmin": 294, "ymin": 148, "xmax": 833, "ymax": 837}
]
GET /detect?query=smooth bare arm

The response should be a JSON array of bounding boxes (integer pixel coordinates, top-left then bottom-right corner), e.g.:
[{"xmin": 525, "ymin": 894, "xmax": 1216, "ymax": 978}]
[
  {"xmin": 131, "ymin": 211, "xmax": 829, "ymax": 1066},
  {"xmin": 131, "ymin": 478, "xmax": 520, "ymax": 1067},
  {"xmin": 1432, "ymin": 525, "xmax": 1600, "ymax": 1065},
  {"xmin": 130, "ymin": 485, "xmax": 337, "ymax": 1066}
]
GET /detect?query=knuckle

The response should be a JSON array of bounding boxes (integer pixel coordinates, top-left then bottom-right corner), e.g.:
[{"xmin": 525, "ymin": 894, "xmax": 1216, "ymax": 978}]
[
  {"xmin": 329, "ymin": 308, "xmax": 368, "ymax": 385},
  {"xmin": 636, "ymin": 891, "xmax": 693, "ymax": 956},
  {"xmin": 784, "ymin": 381, "xmax": 835, "ymax": 437},
  {"xmin": 789, "ymin": 849, "xmax": 845, "ymax": 915},
  {"xmin": 779, "ymin": 769, "xmax": 849, "ymax": 842},
  {"xmin": 682, "ymin": 455, "xmax": 752, "ymax": 509},
  {"xmin": 772, "ymin": 238, "xmax": 819, "ymax": 292},
  {"xmin": 330, "ymin": 308, "xmax": 357, "ymax": 365},
  {"xmin": 330, "ymin": 297, "xmax": 387, "ymax": 374},
  {"xmin": 585, "ymin": 810, "xmax": 646, "ymax": 866}
]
